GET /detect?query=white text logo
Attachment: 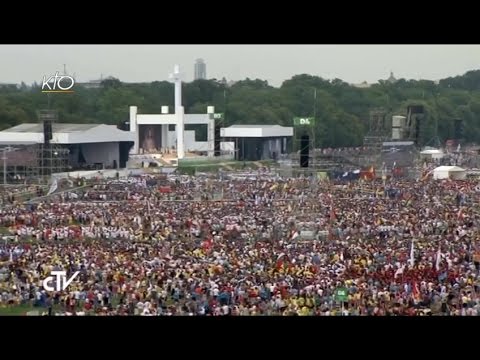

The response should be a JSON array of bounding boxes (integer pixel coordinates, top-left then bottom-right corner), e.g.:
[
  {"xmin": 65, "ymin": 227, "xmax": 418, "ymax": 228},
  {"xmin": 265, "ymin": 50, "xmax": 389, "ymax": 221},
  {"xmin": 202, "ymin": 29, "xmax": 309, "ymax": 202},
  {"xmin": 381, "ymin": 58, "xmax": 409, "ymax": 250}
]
[
  {"xmin": 41, "ymin": 72, "xmax": 75, "ymax": 93},
  {"xmin": 42, "ymin": 271, "xmax": 80, "ymax": 291}
]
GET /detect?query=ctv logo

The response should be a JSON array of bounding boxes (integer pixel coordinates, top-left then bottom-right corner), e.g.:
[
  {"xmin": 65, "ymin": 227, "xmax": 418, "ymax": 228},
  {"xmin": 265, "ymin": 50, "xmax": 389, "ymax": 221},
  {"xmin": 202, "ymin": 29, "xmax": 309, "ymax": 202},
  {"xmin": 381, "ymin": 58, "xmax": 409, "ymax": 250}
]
[
  {"xmin": 41, "ymin": 72, "xmax": 75, "ymax": 93},
  {"xmin": 42, "ymin": 271, "xmax": 80, "ymax": 291}
]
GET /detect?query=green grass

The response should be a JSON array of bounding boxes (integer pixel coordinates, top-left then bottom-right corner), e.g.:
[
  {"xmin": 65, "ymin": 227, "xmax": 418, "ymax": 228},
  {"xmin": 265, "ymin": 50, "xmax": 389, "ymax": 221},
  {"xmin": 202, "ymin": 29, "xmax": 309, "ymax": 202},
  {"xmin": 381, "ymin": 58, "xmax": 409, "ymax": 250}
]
[
  {"xmin": 178, "ymin": 158, "xmax": 233, "ymax": 165},
  {"xmin": 178, "ymin": 160, "xmax": 274, "ymax": 175},
  {"xmin": 0, "ymin": 226, "xmax": 11, "ymax": 235},
  {"xmin": 0, "ymin": 304, "xmax": 45, "ymax": 316},
  {"xmin": 0, "ymin": 303, "xmax": 77, "ymax": 316}
]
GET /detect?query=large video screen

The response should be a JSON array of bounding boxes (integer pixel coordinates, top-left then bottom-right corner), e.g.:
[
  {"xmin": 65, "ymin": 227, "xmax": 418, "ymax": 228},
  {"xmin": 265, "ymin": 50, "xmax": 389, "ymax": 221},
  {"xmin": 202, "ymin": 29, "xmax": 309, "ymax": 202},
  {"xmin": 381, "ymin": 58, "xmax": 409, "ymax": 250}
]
[{"xmin": 139, "ymin": 125, "xmax": 163, "ymax": 154}]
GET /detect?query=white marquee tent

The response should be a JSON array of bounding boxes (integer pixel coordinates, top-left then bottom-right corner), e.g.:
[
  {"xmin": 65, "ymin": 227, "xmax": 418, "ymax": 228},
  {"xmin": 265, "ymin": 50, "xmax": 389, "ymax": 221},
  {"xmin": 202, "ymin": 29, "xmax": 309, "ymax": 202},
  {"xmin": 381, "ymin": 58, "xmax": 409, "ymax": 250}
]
[
  {"xmin": 432, "ymin": 166, "xmax": 466, "ymax": 180},
  {"xmin": 420, "ymin": 149, "xmax": 444, "ymax": 160}
]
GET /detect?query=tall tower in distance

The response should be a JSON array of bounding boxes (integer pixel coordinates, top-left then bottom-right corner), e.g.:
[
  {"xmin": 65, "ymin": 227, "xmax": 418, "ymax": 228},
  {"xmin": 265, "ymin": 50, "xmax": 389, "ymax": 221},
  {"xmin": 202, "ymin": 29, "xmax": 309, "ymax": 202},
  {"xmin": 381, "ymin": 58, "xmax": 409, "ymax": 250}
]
[{"xmin": 194, "ymin": 58, "xmax": 207, "ymax": 80}]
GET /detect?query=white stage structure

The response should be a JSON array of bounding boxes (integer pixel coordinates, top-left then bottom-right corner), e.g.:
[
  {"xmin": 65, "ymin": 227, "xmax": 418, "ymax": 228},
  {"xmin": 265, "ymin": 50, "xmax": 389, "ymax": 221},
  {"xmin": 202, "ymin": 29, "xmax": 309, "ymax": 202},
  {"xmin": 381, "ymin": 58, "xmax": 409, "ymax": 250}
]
[
  {"xmin": 432, "ymin": 165, "xmax": 466, "ymax": 180},
  {"xmin": 0, "ymin": 123, "xmax": 134, "ymax": 169},
  {"xmin": 220, "ymin": 125, "xmax": 293, "ymax": 161},
  {"xmin": 129, "ymin": 65, "xmax": 215, "ymax": 160}
]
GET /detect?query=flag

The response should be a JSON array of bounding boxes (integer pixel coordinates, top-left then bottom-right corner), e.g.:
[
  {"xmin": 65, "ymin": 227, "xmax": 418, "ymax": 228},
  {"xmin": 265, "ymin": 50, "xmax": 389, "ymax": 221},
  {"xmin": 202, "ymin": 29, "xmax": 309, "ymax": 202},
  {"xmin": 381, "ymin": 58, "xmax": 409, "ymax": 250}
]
[
  {"xmin": 276, "ymin": 253, "xmax": 289, "ymax": 270},
  {"xmin": 394, "ymin": 265, "xmax": 405, "ymax": 279},
  {"xmin": 290, "ymin": 230, "xmax": 299, "ymax": 240},
  {"xmin": 277, "ymin": 253, "xmax": 287, "ymax": 262},
  {"xmin": 435, "ymin": 245, "xmax": 442, "ymax": 271},
  {"xmin": 457, "ymin": 207, "xmax": 463, "ymax": 219},
  {"xmin": 47, "ymin": 178, "xmax": 58, "ymax": 196},
  {"xmin": 327, "ymin": 225, "xmax": 334, "ymax": 241},
  {"xmin": 330, "ymin": 207, "xmax": 336, "ymax": 222},
  {"xmin": 409, "ymin": 240, "xmax": 415, "ymax": 267},
  {"xmin": 202, "ymin": 237, "xmax": 213, "ymax": 252},
  {"xmin": 421, "ymin": 169, "xmax": 433, "ymax": 181},
  {"xmin": 412, "ymin": 282, "xmax": 420, "ymax": 301}
]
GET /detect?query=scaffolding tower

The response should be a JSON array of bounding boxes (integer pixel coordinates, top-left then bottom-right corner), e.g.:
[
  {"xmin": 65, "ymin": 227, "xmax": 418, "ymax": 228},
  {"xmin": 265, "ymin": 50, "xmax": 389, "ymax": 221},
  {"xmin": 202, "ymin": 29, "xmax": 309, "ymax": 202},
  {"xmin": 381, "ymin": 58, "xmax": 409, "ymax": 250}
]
[
  {"xmin": 363, "ymin": 108, "xmax": 389, "ymax": 147},
  {"xmin": 35, "ymin": 143, "xmax": 69, "ymax": 178},
  {"xmin": 34, "ymin": 110, "xmax": 69, "ymax": 180},
  {"xmin": 0, "ymin": 110, "xmax": 70, "ymax": 184},
  {"xmin": 292, "ymin": 117, "xmax": 316, "ymax": 169},
  {"xmin": 211, "ymin": 112, "xmax": 224, "ymax": 157},
  {"xmin": 0, "ymin": 143, "xmax": 69, "ymax": 184}
]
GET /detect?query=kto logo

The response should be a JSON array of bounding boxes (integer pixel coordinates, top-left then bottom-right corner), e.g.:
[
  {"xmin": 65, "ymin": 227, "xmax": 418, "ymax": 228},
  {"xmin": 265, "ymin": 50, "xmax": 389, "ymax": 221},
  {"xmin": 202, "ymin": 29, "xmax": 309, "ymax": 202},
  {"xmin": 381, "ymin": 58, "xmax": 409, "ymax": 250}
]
[
  {"xmin": 41, "ymin": 72, "xmax": 75, "ymax": 93},
  {"xmin": 42, "ymin": 271, "xmax": 80, "ymax": 291}
]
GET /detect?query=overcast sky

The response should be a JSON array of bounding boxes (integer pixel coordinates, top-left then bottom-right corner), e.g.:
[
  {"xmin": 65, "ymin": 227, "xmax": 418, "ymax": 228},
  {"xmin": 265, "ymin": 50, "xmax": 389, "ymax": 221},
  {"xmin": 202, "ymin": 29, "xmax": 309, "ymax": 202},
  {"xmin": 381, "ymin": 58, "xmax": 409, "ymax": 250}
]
[{"xmin": 0, "ymin": 45, "xmax": 479, "ymax": 87}]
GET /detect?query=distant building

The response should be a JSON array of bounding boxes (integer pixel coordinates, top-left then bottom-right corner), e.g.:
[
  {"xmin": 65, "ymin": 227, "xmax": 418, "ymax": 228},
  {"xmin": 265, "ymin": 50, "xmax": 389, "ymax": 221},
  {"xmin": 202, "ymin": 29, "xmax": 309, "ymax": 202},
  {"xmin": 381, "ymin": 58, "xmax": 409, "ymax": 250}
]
[
  {"xmin": 0, "ymin": 83, "xmax": 19, "ymax": 89},
  {"xmin": 78, "ymin": 80, "xmax": 102, "ymax": 89},
  {"xmin": 194, "ymin": 59, "xmax": 207, "ymax": 80},
  {"xmin": 77, "ymin": 76, "xmax": 117, "ymax": 89},
  {"xmin": 387, "ymin": 71, "xmax": 397, "ymax": 84},
  {"xmin": 351, "ymin": 81, "xmax": 371, "ymax": 89}
]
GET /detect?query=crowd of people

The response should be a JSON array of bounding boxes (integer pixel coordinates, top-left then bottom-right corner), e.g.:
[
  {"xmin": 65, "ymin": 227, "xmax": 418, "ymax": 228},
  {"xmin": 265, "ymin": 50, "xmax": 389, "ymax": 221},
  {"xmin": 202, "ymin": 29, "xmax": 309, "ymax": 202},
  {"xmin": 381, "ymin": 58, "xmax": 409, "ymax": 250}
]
[{"xmin": 0, "ymin": 170, "xmax": 480, "ymax": 316}]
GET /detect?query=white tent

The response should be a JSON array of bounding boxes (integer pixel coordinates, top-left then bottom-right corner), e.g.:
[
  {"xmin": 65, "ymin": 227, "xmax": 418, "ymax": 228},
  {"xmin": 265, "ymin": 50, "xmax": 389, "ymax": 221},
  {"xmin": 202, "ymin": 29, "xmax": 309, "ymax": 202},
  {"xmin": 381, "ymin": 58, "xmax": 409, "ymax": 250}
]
[
  {"xmin": 420, "ymin": 149, "xmax": 444, "ymax": 160},
  {"xmin": 433, "ymin": 166, "xmax": 466, "ymax": 180}
]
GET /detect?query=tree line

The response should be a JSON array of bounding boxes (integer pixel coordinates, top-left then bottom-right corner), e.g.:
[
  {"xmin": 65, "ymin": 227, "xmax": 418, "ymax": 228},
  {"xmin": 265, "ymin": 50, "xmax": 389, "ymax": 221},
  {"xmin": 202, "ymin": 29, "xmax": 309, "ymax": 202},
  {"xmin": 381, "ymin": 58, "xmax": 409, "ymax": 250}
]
[{"xmin": 1, "ymin": 70, "xmax": 480, "ymax": 148}]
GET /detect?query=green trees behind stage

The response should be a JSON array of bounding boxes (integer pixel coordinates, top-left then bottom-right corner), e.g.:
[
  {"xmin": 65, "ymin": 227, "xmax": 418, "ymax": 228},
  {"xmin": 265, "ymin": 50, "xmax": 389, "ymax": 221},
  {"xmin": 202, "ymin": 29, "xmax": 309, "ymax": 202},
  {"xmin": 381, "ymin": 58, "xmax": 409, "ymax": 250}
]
[{"xmin": 2, "ymin": 70, "xmax": 480, "ymax": 148}]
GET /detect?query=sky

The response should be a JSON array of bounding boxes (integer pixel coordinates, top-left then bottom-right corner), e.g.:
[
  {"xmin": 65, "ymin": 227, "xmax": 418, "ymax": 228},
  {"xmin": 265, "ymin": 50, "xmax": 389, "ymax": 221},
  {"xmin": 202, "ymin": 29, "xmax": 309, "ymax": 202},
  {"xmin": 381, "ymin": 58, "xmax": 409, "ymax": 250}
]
[{"xmin": 0, "ymin": 45, "xmax": 479, "ymax": 87}]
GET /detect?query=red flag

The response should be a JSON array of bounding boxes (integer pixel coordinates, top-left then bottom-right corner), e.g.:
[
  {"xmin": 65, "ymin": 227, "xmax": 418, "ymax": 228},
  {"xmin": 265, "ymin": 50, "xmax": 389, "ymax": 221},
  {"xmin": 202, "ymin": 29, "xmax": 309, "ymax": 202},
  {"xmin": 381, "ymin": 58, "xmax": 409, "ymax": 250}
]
[
  {"xmin": 276, "ymin": 253, "xmax": 289, "ymax": 270},
  {"xmin": 457, "ymin": 208, "xmax": 464, "ymax": 219},
  {"xmin": 202, "ymin": 237, "xmax": 213, "ymax": 252},
  {"xmin": 290, "ymin": 230, "xmax": 299, "ymax": 240},
  {"xmin": 330, "ymin": 208, "xmax": 336, "ymax": 222},
  {"xmin": 412, "ymin": 281, "xmax": 420, "ymax": 301}
]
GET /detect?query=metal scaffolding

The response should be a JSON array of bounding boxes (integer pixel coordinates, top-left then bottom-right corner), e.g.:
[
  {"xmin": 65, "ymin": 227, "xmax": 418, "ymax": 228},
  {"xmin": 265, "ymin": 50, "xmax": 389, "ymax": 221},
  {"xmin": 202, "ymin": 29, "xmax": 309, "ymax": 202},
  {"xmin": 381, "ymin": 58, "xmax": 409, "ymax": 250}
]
[
  {"xmin": 34, "ymin": 110, "xmax": 69, "ymax": 179},
  {"xmin": 0, "ymin": 143, "xmax": 69, "ymax": 184},
  {"xmin": 0, "ymin": 110, "xmax": 69, "ymax": 184},
  {"xmin": 34, "ymin": 143, "xmax": 69, "ymax": 178},
  {"xmin": 292, "ymin": 117, "xmax": 316, "ymax": 170}
]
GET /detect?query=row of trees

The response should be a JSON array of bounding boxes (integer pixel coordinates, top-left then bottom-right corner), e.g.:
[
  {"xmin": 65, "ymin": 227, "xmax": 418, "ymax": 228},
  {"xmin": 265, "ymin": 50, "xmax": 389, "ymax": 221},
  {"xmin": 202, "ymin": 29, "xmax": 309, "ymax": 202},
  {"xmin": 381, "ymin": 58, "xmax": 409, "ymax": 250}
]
[{"xmin": 2, "ymin": 70, "xmax": 480, "ymax": 147}]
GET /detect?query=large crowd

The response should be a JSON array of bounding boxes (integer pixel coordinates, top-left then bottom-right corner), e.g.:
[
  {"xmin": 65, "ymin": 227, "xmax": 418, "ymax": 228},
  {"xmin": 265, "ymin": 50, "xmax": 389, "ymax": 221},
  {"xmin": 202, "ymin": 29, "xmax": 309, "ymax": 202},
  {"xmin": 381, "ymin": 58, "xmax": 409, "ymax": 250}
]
[{"xmin": 0, "ymin": 170, "xmax": 480, "ymax": 316}]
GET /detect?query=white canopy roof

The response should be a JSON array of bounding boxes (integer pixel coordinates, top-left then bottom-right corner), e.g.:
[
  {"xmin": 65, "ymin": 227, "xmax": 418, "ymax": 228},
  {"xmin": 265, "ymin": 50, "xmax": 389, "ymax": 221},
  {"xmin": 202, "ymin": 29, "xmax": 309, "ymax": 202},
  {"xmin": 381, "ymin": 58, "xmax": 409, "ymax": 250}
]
[
  {"xmin": 0, "ymin": 123, "xmax": 134, "ymax": 145},
  {"xmin": 220, "ymin": 125, "xmax": 293, "ymax": 138},
  {"xmin": 433, "ymin": 166, "xmax": 465, "ymax": 172},
  {"xmin": 420, "ymin": 149, "xmax": 444, "ymax": 155}
]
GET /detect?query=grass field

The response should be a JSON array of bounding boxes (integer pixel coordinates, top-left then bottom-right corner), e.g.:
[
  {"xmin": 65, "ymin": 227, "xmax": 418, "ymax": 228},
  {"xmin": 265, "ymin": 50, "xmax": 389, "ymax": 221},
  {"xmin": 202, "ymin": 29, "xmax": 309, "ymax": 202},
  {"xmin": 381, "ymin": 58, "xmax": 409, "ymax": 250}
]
[
  {"xmin": 0, "ymin": 225, "xmax": 13, "ymax": 234},
  {"xmin": 0, "ymin": 304, "xmax": 46, "ymax": 316},
  {"xmin": 177, "ymin": 159, "xmax": 274, "ymax": 175}
]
